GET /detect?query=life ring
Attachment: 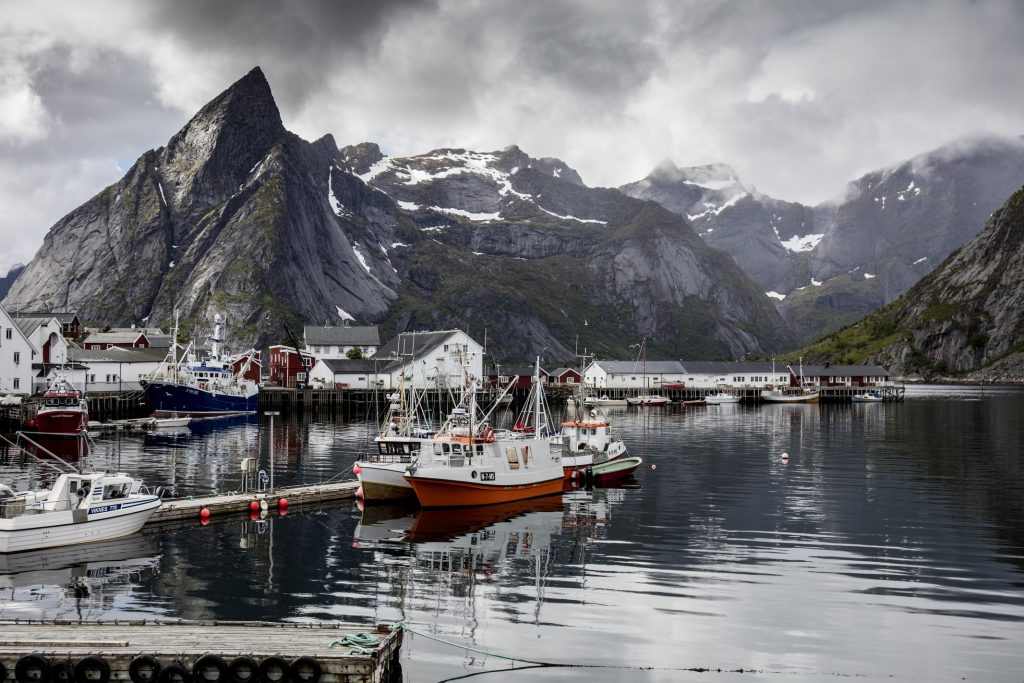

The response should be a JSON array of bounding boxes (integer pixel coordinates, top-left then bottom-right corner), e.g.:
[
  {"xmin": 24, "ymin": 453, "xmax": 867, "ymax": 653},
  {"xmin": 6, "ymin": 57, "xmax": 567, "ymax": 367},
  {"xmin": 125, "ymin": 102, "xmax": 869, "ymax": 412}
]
[
  {"xmin": 289, "ymin": 658, "xmax": 321, "ymax": 683},
  {"xmin": 227, "ymin": 658, "xmax": 258, "ymax": 683},
  {"xmin": 589, "ymin": 410, "xmax": 597, "ymax": 418},
  {"xmin": 128, "ymin": 656, "xmax": 161, "ymax": 683},
  {"xmin": 192, "ymin": 655, "xmax": 227, "ymax": 683},
  {"xmin": 482, "ymin": 427, "xmax": 495, "ymax": 443},
  {"xmin": 257, "ymin": 657, "xmax": 290, "ymax": 683},
  {"xmin": 16, "ymin": 655, "xmax": 51, "ymax": 683},
  {"xmin": 74, "ymin": 657, "xmax": 110, "ymax": 683},
  {"xmin": 155, "ymin": 661, "xmax": 189, "ymax": 683}
]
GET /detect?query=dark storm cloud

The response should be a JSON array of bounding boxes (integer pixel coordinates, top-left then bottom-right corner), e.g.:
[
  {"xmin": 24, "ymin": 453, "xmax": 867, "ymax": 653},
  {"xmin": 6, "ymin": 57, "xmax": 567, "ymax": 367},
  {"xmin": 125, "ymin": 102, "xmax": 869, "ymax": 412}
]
[{"xmin": 2, "ymin": 0, "xmax": 1024, "ymax": 272}]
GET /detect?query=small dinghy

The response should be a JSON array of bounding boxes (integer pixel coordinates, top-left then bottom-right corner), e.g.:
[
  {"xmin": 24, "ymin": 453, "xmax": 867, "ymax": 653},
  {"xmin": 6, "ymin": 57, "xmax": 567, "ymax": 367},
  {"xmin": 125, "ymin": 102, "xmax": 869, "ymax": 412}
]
[{"xmin": 590, "ymin": 456, "xmax": 643, "ymax": 484}]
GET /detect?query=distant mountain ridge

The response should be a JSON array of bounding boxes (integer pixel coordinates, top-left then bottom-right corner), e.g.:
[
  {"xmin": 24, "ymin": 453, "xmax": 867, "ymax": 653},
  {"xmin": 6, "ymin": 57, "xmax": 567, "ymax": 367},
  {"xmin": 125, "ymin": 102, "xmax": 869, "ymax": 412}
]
[
  {"xmin": 0, "ymin": 264, "xmax": 24, "ymax": 300},
  {"xmin": 797, "ymin": 185, "xmax": 1024, "ymax": 377},
  {"xmin": 621, "ymin": 135, "xmax": 1024, "ymax": 344},
  {"xmin": 3, "ymin": 67, "xmax": 794, "ymax": 362}
]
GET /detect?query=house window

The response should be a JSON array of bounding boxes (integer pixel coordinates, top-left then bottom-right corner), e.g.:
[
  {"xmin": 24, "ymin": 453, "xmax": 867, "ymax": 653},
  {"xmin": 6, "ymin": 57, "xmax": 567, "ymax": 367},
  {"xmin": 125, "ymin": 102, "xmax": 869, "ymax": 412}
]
[
  {"xmin": 89, "ymin": 375, "xmax": 96, "ymax": 383},
  {"xmin": 106, "ymin": 374, "xmax": 112, "ymax": 382},
  {"xmin": 12, "ymin": 378, "xmax": 19, "ymax": 389},
  {"xmin": 443, "ymin": 344, "xmax": 449, "ymax": 351},
  {"xmin": 566, "ymin": 377, "xmax": 575, "ymax": 384},
  {"xmin": 4, "ymin": 329, "xmax": 10, "ymax": 340},
  {"xmin": 13, "ymin": 351, "xmax": 19, "ymax": 364}
]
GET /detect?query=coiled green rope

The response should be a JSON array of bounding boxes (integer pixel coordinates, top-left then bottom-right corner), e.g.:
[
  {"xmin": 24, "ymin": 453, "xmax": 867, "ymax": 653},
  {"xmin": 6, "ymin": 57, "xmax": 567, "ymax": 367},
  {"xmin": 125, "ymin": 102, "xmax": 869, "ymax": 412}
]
[{"xmin": 328, "ymin": 632, "xmax": 381, "ymax": 655}]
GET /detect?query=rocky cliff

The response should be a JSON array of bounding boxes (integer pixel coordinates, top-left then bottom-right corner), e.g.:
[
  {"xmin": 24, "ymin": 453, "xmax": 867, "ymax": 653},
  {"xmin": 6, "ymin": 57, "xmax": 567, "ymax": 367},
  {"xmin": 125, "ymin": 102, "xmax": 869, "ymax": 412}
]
[
  {"xmin": 622, "ymin": 136, "xmax": 1024, "ymax": 345},
  {"xmin": 4, "ymin": 67, "xmax": 794, "ymax": 362},
  {"xmin": 0, "ymin": 264, "xmax": 24, "ymax": 300},
  {"xmin": 798, "ymin": 185, "xmax": 1024, "ymax": 377}
]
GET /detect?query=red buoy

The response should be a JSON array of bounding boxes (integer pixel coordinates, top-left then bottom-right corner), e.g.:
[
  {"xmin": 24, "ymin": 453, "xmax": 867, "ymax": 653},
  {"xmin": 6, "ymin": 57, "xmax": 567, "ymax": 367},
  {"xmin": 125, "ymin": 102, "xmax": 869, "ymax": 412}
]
[
  {"xmin": 249, "ymin": 500, "xmax": 260, "ymax": 512},
  {"xmin": 278, "ymin": 498, "xmax": 288, "ymax": 509},
  {"xmin": 200, "ymin": 508, "xmax": 211, "ymax": 519},
  {"xmin": 353, "ymin": 464, "xmax": 362, "ymax": 475}
]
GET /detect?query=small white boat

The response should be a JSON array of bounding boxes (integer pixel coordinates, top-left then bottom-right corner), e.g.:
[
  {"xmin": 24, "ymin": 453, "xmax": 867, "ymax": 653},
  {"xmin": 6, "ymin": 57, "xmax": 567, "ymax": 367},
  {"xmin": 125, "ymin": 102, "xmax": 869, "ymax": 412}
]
[
  {"xmin": 554, "ymin": 407, "xmax": 628, "ymax": 477},
  {"xmin": 852, "ymin": 391, "xmax": 883, "ymax": 403},
  {"xmin": 153, "ymin": 415, "xmax": 191, "ymax": 428},
  {"xmin": 356, "ymin": 385, "xmax": 439, "ymax": 501},
  {"xmin": 584, "ymin": 394, "xmax": 629, "ymax": 407},
  {"xmin": 625, "ymin": 395, "xmax": 671, "ymax": 406},
  {"xmin": 705, "ymin": 391, "xmax": 741, "ymax": 405},
  {"xmin": 0, "ymin": 472, "xmax": 162, "ymax": 553}
]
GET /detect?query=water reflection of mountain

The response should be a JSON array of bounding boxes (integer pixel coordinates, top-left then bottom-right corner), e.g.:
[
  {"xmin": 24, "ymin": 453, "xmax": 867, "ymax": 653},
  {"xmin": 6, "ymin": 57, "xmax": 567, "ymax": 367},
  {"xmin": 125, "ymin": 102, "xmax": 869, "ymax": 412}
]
[{"xmin": 0, "ymin": 533, "xmax": 163, "ymax": 620}]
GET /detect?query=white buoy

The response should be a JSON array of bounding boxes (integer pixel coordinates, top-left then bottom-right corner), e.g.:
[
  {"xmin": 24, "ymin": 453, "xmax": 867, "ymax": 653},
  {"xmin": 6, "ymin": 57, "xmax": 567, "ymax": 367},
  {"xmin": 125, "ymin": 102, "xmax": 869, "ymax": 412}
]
[{"xmin": 780, "ymin": 452, "xmax": 789, "ymax": 463}]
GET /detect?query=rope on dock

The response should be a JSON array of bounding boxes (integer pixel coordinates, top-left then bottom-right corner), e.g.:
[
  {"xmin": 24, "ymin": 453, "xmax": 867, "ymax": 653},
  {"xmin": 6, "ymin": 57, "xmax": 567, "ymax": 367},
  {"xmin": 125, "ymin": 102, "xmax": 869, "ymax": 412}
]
[{"xmin": 327, "ymin": 632, "xmax": 381, "ymax": 655}]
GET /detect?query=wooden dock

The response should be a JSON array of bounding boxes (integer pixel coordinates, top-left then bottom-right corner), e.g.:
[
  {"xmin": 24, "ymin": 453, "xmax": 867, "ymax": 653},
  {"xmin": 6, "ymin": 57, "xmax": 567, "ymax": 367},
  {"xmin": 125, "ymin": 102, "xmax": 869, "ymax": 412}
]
[
  {"xmin": 0, "ymin": 621, "xmax": 401, "ymax": 683},
  {"xmin": 149, "ymin": 481, "xmax": 361, "ymax": 526}
]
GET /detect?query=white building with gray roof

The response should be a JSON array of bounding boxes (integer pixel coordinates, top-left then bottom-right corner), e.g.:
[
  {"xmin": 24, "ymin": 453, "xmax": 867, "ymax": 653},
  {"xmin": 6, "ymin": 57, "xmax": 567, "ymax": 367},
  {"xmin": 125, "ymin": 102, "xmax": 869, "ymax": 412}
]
[{"xmin": 303, "ymin": 325, "xmax": 380, "ymax": 359}]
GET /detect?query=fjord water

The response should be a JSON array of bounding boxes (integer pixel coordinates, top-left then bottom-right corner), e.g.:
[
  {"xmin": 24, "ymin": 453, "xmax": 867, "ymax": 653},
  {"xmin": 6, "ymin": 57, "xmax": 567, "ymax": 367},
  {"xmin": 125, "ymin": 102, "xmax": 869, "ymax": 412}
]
[{"xmin": 1, "ymin": 385, "xmax": 1023, "ymax": 681}]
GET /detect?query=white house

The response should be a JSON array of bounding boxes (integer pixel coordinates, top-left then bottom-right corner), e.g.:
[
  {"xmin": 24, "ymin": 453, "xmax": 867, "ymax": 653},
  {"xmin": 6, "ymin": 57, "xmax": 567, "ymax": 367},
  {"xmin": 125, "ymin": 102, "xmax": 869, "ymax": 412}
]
[
  {"xmin": 303, "ymin": 325, "xmax": 380, "ymax": 359},
  {"xmin": 308, "ymin": 359, "xmax": 394, "ymax": 390},
  {"xmin": 0, "ymin": 304, "xmax": 37, "ymax": 395},
  {"xmin": 68, "ymin": 346, "xmax": 166, "ymax": 392},
  {"xmin": 584, "ymin": 360, "xmax": 687, "ymax": 390},
  {"xmin": 309, "ymin": 330, "xmax": 483, "ymax": 389},
  {"xmin": 676, "ymin": 362, "xmax": 792, "ymax": 389}
]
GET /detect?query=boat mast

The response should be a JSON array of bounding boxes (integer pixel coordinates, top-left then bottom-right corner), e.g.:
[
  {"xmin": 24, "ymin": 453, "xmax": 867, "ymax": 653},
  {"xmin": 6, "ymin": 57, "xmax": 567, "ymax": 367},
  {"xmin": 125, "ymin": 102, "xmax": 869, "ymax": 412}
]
[{"xmin": 533, "ymin": 355, "xmax": 542, "ymax": 433}]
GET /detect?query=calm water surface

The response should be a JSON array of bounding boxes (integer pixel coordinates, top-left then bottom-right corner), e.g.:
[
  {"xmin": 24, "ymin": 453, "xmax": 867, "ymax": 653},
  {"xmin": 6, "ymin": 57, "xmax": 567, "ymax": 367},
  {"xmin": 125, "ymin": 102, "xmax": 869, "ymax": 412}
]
[{"xmin": 2, "ymin": 385, "xmax": 1023, "ymax": 682}]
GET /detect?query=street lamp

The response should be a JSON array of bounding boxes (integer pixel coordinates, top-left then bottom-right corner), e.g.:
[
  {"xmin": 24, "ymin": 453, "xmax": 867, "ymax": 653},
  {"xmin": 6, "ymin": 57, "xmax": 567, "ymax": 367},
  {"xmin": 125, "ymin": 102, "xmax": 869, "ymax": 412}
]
[{"xmin": 264, "ymin": 411, "xmax": 280, "ymax": 494}]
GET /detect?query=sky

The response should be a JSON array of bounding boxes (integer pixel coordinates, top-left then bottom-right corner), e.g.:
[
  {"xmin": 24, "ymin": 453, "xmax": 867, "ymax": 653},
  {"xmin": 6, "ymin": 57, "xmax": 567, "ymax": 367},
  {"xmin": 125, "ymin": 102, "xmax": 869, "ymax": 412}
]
[{"xmin": 2, "ymin": 0, "xmax": 1024, "ymax": 273}]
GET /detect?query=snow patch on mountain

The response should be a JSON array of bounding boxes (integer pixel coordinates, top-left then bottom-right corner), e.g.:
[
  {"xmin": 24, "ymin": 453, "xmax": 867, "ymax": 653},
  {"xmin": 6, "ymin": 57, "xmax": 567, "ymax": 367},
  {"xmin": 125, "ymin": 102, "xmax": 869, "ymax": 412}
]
[{"xmin": 781, "ymin": 233, "xmax": 824, "ymax": 253}]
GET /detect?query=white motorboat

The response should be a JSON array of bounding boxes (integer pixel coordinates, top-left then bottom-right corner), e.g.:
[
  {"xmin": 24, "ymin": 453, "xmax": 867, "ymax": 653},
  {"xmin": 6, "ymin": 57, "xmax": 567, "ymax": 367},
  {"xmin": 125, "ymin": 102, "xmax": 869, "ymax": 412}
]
[
  {"xmin": 153, "ymin": 415, "xmax": 192, "ymax": 428},
  {"xmin": 705, "ymin": 391, "xmax": 741, "ymax": 405},
  {"xmin": 0, "ymin": 472, "xmax": 162, "ymax": 553},
  {"xmin": 584, "ymin": 394, "xmax": 629, "ymax": 407},
  {"xmin": 625, "ymin": 394, "xmax": 671, "ymax": 406},
  {"xmin": 761, "ymin": 388, "xmax": 820, "ymax": 403},
  {"xmin": 852, "ymin": 391, "xmax": 883, "ymax": 403}
]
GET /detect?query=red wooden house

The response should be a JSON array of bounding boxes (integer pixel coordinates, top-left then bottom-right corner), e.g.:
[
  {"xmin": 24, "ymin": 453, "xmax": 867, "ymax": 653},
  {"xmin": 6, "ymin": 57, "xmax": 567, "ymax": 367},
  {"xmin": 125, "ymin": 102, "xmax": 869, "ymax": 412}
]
[{"xmin": 269, "ymin": 345, "xmax": 316, "ymax": 388}]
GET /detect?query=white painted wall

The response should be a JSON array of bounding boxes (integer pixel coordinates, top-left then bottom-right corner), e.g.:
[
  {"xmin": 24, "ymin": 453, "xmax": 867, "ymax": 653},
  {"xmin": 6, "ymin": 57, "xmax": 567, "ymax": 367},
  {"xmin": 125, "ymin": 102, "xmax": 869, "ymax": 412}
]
[
  {"xmin": 0, "ymin": 306, "xmax": 37, "ymax": 395},
  {"xmin": 82, "ymin": 358, "xmax": 162, "ymax": 392},
  {"xmin": 388, "ymin": 331, "xmax": 484, "ymax": 389}
]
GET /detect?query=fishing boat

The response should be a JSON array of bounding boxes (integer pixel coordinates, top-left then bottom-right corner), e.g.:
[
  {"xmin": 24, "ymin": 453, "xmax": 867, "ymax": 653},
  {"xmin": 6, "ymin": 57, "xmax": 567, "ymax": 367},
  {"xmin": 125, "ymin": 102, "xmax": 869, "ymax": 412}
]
[
  {"xmin": 852, "ymin": 391, "xmax": 883, "ymax": 403},
  {"xmin": 555, "ymin": 366, "xmax": 628, "ymax": 478},
  {"xmin": 682, "ymin": 399, "xmax": 707, "ymax": 407},
  {"xmin": 30, "ymin": 373, "xmax": 88, "ymax": 436},
  {"xmin": 705, "ymin": 390, "xmax": 741, "ymax": 405},
  {"xmin": 590, "ymin": 456, "xmax": 643, "ymax": 484},
  {"xmin": 761, "ymin": 357, "xmax": 820, "ymax": 403},
  {"xmin": 0, "ymin": 472, "xmax": 162, "ymax": 553},
  {"xmin": 141, "ymin": 314, "xmax": 260, "ymax": 417},
  {"xmin": 355, "ymin": 383, "xmax": 441, "ymax": 502},
  {"xmin": 404, "ymin": 358, "xmax": 563, "ymax": 508}
]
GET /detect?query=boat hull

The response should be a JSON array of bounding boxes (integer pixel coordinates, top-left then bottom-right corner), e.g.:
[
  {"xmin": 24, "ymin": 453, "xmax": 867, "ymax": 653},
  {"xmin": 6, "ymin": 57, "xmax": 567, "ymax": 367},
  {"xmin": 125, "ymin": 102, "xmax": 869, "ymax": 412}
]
[
  {"xmin": 33, "ymin": 410, "xmax": 87, "ymax": 436},
  {"xmin": 0, "ymin": 499, "xmax": 161, "ymax": 553},
  {"xmin": 357, "ymin": 461, "xmax": 416, "ymax": 501},
  {"xmin": 142, "ymin": 381, "xmax": 258, "ymax": 417},
  {"xmin": 761, "ymin": 391, "xmax": 820, "ymax": 404},
  {"xmin": 405, "ymin": 474, "xmax": 564, "ymax": 508},
  {"xmin": 591, "ymin": 456, "xmax": 643, "ymax": 483}
]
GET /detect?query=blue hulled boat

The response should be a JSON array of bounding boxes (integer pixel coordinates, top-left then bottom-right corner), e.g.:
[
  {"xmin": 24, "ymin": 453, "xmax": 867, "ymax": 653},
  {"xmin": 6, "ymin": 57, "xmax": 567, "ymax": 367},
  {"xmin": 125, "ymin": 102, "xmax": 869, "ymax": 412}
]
[{"xmin": 141, "ymin": 314, "xmax": 260, "ymax": 418}]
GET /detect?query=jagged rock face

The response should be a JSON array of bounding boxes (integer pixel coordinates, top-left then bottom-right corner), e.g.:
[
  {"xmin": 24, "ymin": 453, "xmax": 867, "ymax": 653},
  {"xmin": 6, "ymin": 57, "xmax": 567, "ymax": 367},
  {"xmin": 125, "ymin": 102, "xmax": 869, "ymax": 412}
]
[
  {"xmin": 810, "ymin": 135, "xmax": 1024, "ymax": 303},
  {"xmin": 620, "ymin": 161, "xmax": 820, "ymax": 294},
  {"xmin": 623, "ymin": 135, "xmax": 1024, "ymax": 345},
  {"xmin": 348, "ymin": 147, "xmax": 795, "ymax": 360},
  {"xmin": 0, "ymin": 264, "xmax": 24, "ymax": 300},
  {"xmin": 4, "ymin": 66, "xmax": 794, "ymax": 362},
  {"xmin": 805, "ymin": 186, "xmax": 1024, "ymax": 376},
  {"xmin": 4, "ymin": 67, "xmax": 396, "ymax": 350}
]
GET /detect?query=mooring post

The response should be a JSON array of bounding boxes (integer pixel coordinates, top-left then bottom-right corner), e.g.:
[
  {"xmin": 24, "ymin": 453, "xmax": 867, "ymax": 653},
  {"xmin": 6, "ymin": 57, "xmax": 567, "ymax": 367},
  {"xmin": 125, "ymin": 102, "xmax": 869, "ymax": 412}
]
[{"xmin": 265, "ymin": 410, "xmax": 280, "ymax": 494}]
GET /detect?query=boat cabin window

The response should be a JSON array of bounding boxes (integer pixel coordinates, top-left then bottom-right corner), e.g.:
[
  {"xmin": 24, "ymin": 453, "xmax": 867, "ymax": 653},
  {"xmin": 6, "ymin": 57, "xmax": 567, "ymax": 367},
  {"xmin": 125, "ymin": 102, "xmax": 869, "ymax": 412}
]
[
  {"xmin": 104, "ymin": 483, "xmax": 130, "ymax": 499},
  {"xmin": 475, "ymin": 444, "xmax": 484, "ymax": 455},
  {"xmin": 505, "ymin": 447, "xmax": 520, "ymax": 470},
  {"xmin": 433, "ymin": 443, "xmax": 443, "ymax": 455}
]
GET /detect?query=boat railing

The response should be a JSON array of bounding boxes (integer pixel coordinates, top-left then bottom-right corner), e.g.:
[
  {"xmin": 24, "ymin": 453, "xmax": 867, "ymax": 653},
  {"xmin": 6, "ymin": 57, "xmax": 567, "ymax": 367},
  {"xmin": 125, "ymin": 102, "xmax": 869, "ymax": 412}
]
[{"xmin": 362, "ymin": 451, "xmax": 416, "ymax": 465}]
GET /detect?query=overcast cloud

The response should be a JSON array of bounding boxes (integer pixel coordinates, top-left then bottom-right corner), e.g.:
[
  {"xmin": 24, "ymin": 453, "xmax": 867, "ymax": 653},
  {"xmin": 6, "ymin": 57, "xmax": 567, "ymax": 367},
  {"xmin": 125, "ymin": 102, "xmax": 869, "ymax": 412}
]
[{"xmin": 2, "ymin": 0, "xmax": 1023, "ymax": 273}]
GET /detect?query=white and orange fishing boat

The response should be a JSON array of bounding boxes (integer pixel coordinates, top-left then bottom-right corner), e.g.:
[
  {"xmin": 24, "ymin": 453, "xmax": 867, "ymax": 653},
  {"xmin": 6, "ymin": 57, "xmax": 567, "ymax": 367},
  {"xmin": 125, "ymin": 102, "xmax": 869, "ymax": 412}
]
[
  {"xmin": 554, "ymin": 369, "xmax": 628, "ymax": 479},
  {"xmin": 404, "ymin": 358, "xmax": 563, "ymax": 508}
]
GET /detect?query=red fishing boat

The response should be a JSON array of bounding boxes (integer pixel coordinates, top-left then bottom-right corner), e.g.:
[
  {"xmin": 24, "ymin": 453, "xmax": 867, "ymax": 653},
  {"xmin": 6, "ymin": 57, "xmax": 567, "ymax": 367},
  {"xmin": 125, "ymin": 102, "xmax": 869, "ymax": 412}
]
[{"xmin": 31, "ymin": 374, "xmax": 88, "ymax": 437}]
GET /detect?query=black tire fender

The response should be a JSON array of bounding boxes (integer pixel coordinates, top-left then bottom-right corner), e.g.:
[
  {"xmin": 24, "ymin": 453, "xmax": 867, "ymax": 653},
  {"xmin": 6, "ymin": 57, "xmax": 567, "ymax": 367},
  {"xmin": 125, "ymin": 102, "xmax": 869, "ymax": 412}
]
[
  {"xmin": 74, "ymin": 656, "xmax": 110, "ymax": 683},
  {"xmin": 192, "ymin": 656, "xmax": 227, "ymax": 683},
  {"xmin": 257, "ymin": 657, "xmax": 290, "ymax": 683},
  {"xmin": 226, "ymin": 658, "xmax": 258, "ymax": 683},
  {"xmin": 288, "ymin": 658, "xmax": 320, "ymax": 683},
  {"xmin": 15, "ymin": 655, "xmax": 51, "ymax": 683},
  {"xmin": 128, "ymin": 656, "xmax": 162, "ymax": 683}
]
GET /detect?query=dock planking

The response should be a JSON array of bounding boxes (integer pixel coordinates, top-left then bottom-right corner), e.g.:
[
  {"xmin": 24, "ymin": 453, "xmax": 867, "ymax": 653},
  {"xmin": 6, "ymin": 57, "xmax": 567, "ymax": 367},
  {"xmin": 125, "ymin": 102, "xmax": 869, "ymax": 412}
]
[
  {"xmin": 0, "ymin": 621, "xmax": 402, "ymax": 683},
  {"xmin": 148, "ymin": 481, "xmax": 361, "ymax": 525}
]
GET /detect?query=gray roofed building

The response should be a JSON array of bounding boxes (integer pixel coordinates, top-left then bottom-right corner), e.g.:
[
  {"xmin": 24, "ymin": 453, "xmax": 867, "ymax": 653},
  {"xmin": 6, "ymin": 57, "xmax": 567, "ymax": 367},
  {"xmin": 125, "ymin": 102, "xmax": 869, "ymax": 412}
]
[
  {"xmin": 12, "ymin": 316, "xmax": 52, "ymax": 338},
  {"xmin": 317, "ymin": 358, "xmax": 399, "ymax": 374},
  {"xmin": 69, "ymin": 346, "xmax": 167, "ymax": 363},
  {"xmin": 304, "ymin": 325, "xmax": 380, "ymax": 347},
  {"xmin": 83, "ymin": 330, "xmax": 151, "ymax": 348},
  {"xmin": 375, "ymin": 330, "xmax": 461, "ymax": 360},
  {"xmin": 593, "ymin": 360, "xmax": 686, "ymax": 375},
  {"xmin": 680, "ymin": 361, "xmax": 782, "ymax": 374}
]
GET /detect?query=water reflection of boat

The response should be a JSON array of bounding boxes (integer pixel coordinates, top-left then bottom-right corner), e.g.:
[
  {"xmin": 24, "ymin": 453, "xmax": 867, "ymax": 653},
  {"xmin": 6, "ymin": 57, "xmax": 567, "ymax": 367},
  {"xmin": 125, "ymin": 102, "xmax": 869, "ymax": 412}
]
[
  {"xmin": 408, "ymin": 495, "xmax": 564, "ymax": 543},
  {"xmin": 0, "ymin": 533, "xmax": 158, "ymax": 587}
]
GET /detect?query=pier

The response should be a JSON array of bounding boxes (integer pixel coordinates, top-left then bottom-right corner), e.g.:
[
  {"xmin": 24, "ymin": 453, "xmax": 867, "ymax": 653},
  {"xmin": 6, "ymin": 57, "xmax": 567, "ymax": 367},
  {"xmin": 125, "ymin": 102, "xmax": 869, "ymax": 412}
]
[
  {"xmin": 147, "ymin": 481, "xmax": 361, "ymax": 526},
  {"xmin": 0, "ymin": 621, "xmax": 402, "ymax": 683}
]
